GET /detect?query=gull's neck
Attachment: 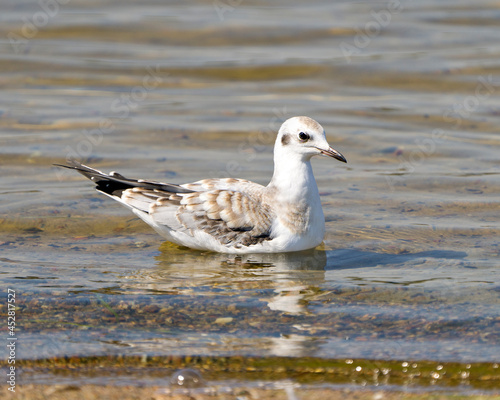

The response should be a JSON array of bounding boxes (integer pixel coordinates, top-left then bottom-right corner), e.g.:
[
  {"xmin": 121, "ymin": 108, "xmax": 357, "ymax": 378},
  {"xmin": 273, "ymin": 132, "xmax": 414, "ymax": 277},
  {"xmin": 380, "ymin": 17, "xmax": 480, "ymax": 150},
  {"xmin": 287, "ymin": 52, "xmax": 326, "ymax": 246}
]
[
  {"xmin": 266, "ymin": 147, "xmax": 319, "ymax": 204},
  {"xmin": 265, "ymin": 141, "xmax": 326, "ymax": 245}
]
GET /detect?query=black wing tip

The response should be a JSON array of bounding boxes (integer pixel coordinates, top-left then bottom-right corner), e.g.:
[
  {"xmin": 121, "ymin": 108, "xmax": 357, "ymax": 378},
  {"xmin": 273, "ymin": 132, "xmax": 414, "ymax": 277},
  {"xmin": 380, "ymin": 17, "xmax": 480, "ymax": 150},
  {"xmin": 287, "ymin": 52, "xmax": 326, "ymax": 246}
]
[
  {"xmin": 53, "ymin": 163, "xmax": 76, "ymax": 170},
  {"xmin": 53, "ymin": 160, "xmax": 91, "ymax": 171},
  {"xmin": 54, "ymin": 161, "xmax": 196, "ymax": 195}
]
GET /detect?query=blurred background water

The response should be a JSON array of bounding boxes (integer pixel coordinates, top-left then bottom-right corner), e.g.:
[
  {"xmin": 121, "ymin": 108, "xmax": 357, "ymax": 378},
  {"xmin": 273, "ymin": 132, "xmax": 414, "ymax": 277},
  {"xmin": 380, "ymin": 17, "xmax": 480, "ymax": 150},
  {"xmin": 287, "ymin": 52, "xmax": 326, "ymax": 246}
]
[{"xmin": 0, "ymin": 0, "xmax": 499, "ymax": 395}]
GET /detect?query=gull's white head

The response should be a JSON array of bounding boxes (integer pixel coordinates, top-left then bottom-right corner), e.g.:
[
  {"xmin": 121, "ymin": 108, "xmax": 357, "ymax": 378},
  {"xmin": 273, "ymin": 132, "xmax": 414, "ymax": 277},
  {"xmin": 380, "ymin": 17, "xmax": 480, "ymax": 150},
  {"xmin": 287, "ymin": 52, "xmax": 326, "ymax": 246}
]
[{"xmin": 275, "ymin": 116, "xmax": 347, "ymax": 163}]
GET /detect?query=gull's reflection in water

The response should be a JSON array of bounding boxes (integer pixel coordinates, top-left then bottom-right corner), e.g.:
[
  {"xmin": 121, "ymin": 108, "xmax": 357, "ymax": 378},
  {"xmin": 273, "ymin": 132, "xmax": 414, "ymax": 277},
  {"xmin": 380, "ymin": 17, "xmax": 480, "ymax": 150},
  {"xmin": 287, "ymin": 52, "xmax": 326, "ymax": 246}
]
[
  {"xmin": 121, "ymin": 246, "xmax": 329, "ymax": 357},
  {"xmin": 122, "ymin": 245, "xmax": 328, "ymax": 314},
  {"xmin": 153, "ymin": 244, "xmax": 327, "ymax": 271}
]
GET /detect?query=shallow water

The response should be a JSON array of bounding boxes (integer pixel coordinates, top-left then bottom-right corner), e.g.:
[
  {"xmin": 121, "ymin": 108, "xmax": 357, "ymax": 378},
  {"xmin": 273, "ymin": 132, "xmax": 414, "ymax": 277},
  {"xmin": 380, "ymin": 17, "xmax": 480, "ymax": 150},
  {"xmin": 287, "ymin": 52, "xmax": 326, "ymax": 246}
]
[{"xmin": 1, "ymin": 0, "xmax": 499, "ymax": 395}]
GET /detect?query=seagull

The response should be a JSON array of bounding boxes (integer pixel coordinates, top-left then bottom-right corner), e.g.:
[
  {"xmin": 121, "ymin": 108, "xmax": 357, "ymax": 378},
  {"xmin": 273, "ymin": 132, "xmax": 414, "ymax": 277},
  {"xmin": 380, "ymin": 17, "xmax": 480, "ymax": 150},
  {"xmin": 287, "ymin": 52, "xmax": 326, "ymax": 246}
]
[{"xmin": 56, "ymin": 116, "xmax": 346, "ymax": 254}]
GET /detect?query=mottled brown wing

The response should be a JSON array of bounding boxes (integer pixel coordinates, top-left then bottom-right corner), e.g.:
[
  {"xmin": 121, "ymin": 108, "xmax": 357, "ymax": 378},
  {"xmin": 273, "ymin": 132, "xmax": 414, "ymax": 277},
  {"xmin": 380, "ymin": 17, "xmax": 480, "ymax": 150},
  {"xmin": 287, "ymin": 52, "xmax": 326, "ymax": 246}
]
[{"xmin": 151, "ymin": 189, "xmax": 275, "ymax": 248}]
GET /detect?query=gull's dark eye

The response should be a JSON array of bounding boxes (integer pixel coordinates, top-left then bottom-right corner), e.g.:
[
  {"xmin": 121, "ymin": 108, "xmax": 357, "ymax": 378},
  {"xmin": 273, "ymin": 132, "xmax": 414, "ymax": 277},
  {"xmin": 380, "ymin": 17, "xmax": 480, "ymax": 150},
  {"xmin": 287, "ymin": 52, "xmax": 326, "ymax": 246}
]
[{"xmin": 298, "ymin": 132, "xmax": 310, "ymax": 142}]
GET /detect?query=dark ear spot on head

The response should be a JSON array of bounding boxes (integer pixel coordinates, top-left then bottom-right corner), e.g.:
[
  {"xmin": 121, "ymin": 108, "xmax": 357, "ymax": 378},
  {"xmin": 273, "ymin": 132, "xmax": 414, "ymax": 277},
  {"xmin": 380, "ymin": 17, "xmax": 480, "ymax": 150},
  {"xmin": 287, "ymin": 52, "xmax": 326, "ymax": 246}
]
[{"xmin": 281, "ymin": 134, "xmax": 290, "ymax": 145}]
